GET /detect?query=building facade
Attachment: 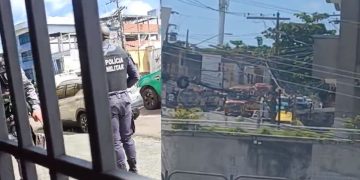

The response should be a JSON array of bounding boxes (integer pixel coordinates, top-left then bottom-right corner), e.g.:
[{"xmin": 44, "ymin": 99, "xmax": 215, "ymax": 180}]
[
  {"xmin": 101, "ymin": 9, "xmax": 161, "ymax": 74},
  {"xmin": 313, "ymin": 0, "xmax": 360, "ymax": 124},
  {"xmin": 15, "ymin": 22, "xmax": 79, "ymax": 81}
]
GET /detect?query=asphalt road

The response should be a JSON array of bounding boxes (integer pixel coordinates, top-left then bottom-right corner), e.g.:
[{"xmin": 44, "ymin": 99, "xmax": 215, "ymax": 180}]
[{"xmin": 12, "ymin": 109, "xmax": 161, "ymax": 180}]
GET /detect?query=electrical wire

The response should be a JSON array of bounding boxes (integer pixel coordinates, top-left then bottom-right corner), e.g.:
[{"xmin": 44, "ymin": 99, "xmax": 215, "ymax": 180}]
[
  {"xmin": 166, "ymin": 44, "xmax": 360, "ymax": 81},
  {"xmin": 162, "ymin": 49, "xmax": 360, "ymax": 98},
  {"xmin": 176, "ymin": 0, "xmax": 248, "ymax": 17}
]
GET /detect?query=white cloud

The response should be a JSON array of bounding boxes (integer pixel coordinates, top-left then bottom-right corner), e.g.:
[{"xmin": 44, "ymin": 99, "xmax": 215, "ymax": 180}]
[
  {"xmin": 101, "ymin": 0, "xmax": 153, "ymax": 17},
  {"xmin": 10, "ymin": 0, "xmax": 72, "ymax": 24},
  {"xmin": 122, "ymin": 0, "xmax": 153, "ymax": 15},
  {"xmin": 47, "ymin": 12, "xmax": 74, "ymax": 25},
  {"xmin": 44, "ymin": 0, "xmax": 71, "ymax": 11},
  {"xmin": 10, "ymin": 0, "xmax": 27, "ymax": 23},
  {"xmin": 10, "ymin": 0, "xmax": 154, "ymax": 25}
]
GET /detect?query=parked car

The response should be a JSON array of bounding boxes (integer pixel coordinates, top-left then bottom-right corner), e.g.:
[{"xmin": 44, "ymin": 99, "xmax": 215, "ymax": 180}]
[
  {"xmin": 138, "ymin": 70, "xmax": 161, "ymax": 110},
  {"xmin": 56, "ymin": 77, "xmax": 143, "ymax": 133}
]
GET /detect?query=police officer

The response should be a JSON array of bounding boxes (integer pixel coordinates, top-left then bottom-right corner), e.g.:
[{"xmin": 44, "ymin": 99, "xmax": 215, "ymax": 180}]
[
  {"xmin": 0, "ymin": 57, "xmax": 43, "ymax": 180},
  {"xmin": 101, "ymin": 24, "xmax": 140, "ymax": 173},
  {"xmin": 0, "ymin": 57, "xmax": 43, "ymax": 124}
]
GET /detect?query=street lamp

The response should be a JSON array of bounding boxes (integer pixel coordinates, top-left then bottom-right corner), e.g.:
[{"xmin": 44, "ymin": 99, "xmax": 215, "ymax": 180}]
[{"xmin": 195, "ymin": 33, "xmax": 233, "ymax": 46}]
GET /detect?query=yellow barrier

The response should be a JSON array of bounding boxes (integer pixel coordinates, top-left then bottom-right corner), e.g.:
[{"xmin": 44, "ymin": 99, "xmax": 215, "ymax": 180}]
[{"xmin": 276, "ymin": 111, "xmax": 293, "ymax": 123}]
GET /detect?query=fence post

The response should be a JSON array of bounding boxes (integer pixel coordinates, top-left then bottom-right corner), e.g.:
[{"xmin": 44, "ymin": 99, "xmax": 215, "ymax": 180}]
[
  {"xmin": 229, "ymin": 174, "xmax": 234, "ymax": 180},
  {"xmin": 163, "ymin": 170, "xmax": 169, "ymax": 180}
]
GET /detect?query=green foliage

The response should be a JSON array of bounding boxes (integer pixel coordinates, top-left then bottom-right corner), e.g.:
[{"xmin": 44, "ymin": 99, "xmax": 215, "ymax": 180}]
[
  {"xmin": 291, "ymin": 119, "xmax": 304, "ymax": 126},
  {"xmin": 171, "ymin": 107, "xmax": 202, "ymax": 130},
  {"xmin": 256, "ymin": 127, "xmax": 333, "ymax": 139},
  {"xmin": 259, "ymin": 128, "xmax": 272, "ymax": 135},
  {"xmin": 200, "ymin": 126, "xmax": 247, "ymax": 133},
  {"xmin": 230, "ymin": 40, "xmax": 245, "ymax": 48},
  {"xmin": 173, "ymin": 107, "xmax": 201, "ymax": 119},
  {"xmin": 261, "ymin": 12, "xmax": 336, "ymax": 93},
  {"xmin": 344, "ymin": 115, "xmax": 360, "ymax": 129},
  {"xmin": 344, "ymin": 116, "xmax": 360, "ymax": 140}
]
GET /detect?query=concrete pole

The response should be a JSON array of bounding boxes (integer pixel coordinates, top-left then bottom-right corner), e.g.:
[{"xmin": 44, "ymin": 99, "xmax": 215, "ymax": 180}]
[
  {"xmin": 186, "ymin": 29, "xmax": 189, "ymax": 48},
  {"xmin": 218, "ymin": 0, "xmax": 227, "ymax": 46},
  {"xmin": 335, "ymin": 0, "xmax": 360, "ymax": 125},
  {"xmin": 275, "ymin": 12, "xmax": 280, "ymax": 55}
]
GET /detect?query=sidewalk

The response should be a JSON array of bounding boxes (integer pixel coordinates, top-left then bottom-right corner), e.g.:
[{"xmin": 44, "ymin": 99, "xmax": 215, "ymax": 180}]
[{"xmin": 13, "ymin": 110, "xmax": 161, "ymax": 180}]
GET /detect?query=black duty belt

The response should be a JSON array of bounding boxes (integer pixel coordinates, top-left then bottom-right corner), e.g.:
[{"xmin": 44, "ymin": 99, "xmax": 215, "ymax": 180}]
[{"xmin": 108, "ymin": 90, "xmax": 127, "ymax": 96}]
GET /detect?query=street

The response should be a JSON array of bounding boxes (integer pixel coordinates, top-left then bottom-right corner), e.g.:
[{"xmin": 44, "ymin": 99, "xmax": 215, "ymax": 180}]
[{"xmin": 12, "ymin": 109, "xmax": 161, "ymax": 180}]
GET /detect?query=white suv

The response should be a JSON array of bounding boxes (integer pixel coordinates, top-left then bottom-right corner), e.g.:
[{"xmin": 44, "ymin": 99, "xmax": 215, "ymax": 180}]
[{"xmin": 56, "ymin": 77, "xmax": 143, "ymax": 132}]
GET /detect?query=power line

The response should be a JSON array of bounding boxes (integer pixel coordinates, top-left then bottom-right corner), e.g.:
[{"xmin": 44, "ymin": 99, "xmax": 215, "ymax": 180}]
[
  {"xmin": 169, "ymin": 43, "xmax": 360, "ymax": 80},
  {"xmin": 176, "ymin": 0, "xmax": 248, "ymax": 17},
  {"xmin": 232, "ymin": 0, "xmax": 303, "ymax": 14},
  {"xmin": 246, "ymin": 12, "xmax": 290, "ymax": 55},
  {"xmin": 163, "ymin": 50, "xmax": 358, "ymax": 91},
  {"xmin": 162, "ymin": 50, "xmax": 360, "ymax": 100},
  {"xmin": 164, "ymin": 45, "xmax": 360, "ymax": 88}
]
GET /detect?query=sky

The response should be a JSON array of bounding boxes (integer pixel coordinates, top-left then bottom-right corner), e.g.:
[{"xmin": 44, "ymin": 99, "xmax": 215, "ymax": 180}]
[
  {"xmin": 162, "ymin": 0, "xmax": 339, "ymax": 47},
  {"xmin": 10, "ymin": 0, "xmax": 159, "ymax": 24},
  {"xmin": 0, "ymin": 0, "xmax": 158, "ymax": 53}
]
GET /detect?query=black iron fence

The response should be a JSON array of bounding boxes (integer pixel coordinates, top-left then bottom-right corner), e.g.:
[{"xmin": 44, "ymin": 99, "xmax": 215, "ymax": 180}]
[{"xmin": 0, "ymin": 0, "xmax": 147, "ymax": 179}]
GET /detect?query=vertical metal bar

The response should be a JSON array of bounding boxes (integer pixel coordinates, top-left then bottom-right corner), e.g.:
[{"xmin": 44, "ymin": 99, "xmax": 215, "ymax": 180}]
[
  {"xmin": 0, "ymin": 88, "xmax": 15, "ymax": 180},
  {"xmin": 0, "ymin": 152, "xmax": 15, "ymax": 180},
  {"xmin": 137, "ymin": 16, "xmax": 141, "ymax": 71},
  {"xmin": 0, "ymin": 0, "xmax": 37, "ymax": 179},
  {"xmin": 23, "ymin": 0, "xmax": 68, "ymax": 179},
  {"xmin": 72, "ymin": 0, "xmax": 117, "ymax": 172},
  {"xmin": 278, "ymin": 89, "xmax": 281, "ymax": 127}
]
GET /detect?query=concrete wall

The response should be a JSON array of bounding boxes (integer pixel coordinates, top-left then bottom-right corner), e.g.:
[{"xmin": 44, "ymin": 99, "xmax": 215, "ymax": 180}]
[
  {"xmin": 312, "ymin": 35, "xmax": 339, "ymax": 80},
  {"xmin": 162, "ymin": 131, "xmax": 360, "ymax": 180},
  {"xmin": 335, "ymin": 0, "xmax": 360, "ymax": 120}
]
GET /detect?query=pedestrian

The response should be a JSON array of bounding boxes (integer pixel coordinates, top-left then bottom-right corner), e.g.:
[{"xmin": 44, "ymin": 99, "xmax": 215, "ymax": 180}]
[
  {"xmin": 101, "ymin": 24, "xmax": 140, "ymax": 173},
  {"xmin": 0, "ymin": 57, "xmax": 43, "ymax": 179}
]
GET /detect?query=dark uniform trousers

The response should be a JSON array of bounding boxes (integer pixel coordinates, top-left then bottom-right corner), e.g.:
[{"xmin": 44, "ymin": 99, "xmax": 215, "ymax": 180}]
[{"xmin": 109, "ymin": 91, "xmax": 136, "ymax": 168}]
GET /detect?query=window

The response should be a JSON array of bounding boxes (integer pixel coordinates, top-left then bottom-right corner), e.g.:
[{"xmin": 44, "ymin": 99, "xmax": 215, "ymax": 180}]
[
  {"xmin": 18, "ymin": 32, "xmax": 30, "ymax": 45},
  {"xmin": 56, "ymin": 79, "xmax": 82, "ymax": 99},
  {"xmin": 56, "ymin": 85, "xmax": 66, "ymax": 99},
  {"xmin": 53, "ymin": 58, "xmax": 64, "ymax": 74},
  {"xmin": 65, "ymin": 83, "xmax": 78, "ymax": 97},
  {"xmin": 24, "ymin": 69, "xmax": 34, "ymax": 80},
  {"xmin": 21, "ymin": 50, "xmax": 33, "ymax": 63}
]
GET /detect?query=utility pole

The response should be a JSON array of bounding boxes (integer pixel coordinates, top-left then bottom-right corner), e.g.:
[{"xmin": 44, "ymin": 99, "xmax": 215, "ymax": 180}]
[
  {"xmin": 218, "ymin": 0, "xmax": 229, "ymax": 46},
  {"xmin": 291, "ymin": 95, "xmax": 296, "ymax": 121},
  {"xmin": 186, "ymin": 29, "xmax": 189, "ymax": 48},
  {"xmin": 247, "ymin": 12, "xmax": 290, "ymax": 55},
  {"xmin": 278, "ymin": 89, "xmax": 282, "ymax": 128},
  {"xmin": 222, "ymin": 62, "xmax": 227, "ymax": 122},
  {"xmin": 106, "ymin": 0, "xmax": 125, "ymax": 49},
  {"xmin": 275, "ymin": 12, "xmax": 280, "ymax": 55}
]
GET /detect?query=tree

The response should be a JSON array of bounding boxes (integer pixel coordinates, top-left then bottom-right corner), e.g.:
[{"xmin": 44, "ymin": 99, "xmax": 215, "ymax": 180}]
[
  {"xmin": 230, "ymin": 40, "xmax": 245, "ymax": 48},
  {"xmin": 262, "ymin": 13, "xmax": 336, "ymax": 94}
]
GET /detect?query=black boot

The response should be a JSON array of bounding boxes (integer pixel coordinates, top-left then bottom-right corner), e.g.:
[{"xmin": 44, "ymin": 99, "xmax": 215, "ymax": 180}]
[
  {"xmin": 117, "ymin": 163, "xmax": 127, "ymax": 171},
  {"xmin": 127, "ymin": 159, "xmax": 138, "ymax": 173}
]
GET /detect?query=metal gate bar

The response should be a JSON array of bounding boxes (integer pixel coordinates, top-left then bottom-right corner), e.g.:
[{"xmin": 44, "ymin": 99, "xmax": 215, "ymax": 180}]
[
  {"xmin": 0, "ymin": 80, "xmax": 14, "ymax": 179},
  {"xmin": 71, "ymin": 0, "xmax": 117, "ymax": 173},
  {"xmin": 24, "ymin": 0, "xmax": 67, "ymax": 179},
  {"xmin": 0, "ymin": 0, "xmax": 148, "ymax": 179},
  {"xmin": 0, "ymin": 0, "xmax": 38, "ymax": 179}
]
